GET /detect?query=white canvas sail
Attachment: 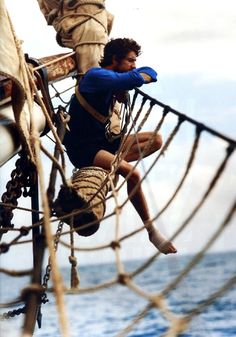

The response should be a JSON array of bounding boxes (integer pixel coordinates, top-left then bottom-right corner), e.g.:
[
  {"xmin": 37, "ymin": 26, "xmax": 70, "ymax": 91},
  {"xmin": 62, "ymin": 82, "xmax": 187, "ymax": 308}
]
[{"xmin": 0, "ymin": 0, "xmax": 46, "ymax": 166}]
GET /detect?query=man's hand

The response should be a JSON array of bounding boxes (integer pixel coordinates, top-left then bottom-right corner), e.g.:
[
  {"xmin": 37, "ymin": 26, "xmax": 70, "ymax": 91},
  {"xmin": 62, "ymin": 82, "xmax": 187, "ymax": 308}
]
[
  {"xmin": 139, "ymin": 72, "xmax": 152, "ymax": 83},
  {"xmin": 137, "ymin": 67, "xmax": 157, "ymax": 83}
]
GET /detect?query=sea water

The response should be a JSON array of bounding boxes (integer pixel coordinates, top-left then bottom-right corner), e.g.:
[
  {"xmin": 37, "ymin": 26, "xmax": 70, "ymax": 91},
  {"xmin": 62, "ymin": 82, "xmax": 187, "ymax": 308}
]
[{"xmin": 0, "ymin": 251, "xmax": 236, "ymax": 337}]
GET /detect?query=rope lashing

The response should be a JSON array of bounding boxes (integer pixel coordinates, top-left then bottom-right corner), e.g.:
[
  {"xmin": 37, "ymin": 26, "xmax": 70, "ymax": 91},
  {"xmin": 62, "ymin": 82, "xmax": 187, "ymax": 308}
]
[{"xmin": 54, "ymin": 166, "xmax": 110, "ymax": 236}]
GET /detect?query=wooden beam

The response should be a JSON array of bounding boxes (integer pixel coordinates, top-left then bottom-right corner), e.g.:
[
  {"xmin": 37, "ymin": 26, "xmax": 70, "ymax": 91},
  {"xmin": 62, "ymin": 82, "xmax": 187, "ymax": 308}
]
[{"xmin": 0, "ymin": 52, "xmax": 77, "ymax": 105}]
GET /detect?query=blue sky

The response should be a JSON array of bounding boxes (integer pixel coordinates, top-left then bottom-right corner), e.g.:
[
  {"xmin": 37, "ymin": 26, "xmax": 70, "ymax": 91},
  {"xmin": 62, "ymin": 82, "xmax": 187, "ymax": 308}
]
[{"xmin": 1, "ymin": 0, "xmax": 236, "ymax": 267}]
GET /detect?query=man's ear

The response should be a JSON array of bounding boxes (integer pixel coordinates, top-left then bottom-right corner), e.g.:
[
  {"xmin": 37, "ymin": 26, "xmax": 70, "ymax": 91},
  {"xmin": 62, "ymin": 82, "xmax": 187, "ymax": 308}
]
[{"xmin": 112, "ymin": 55, "xmax": 118, "ymax": 65}]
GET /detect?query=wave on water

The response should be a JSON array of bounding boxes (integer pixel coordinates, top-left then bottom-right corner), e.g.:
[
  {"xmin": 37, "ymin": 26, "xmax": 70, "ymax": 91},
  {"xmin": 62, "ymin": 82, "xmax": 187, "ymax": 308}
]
[{"xmin": 0, "ymin": 251, "xmax": 236, "ymax": 337}]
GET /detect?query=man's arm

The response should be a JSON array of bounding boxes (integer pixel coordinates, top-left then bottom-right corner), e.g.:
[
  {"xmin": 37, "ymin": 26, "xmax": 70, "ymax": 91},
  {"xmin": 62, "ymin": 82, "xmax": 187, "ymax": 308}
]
[{"xmin": 81, "ymin": 67, "xmax": 157, "ymax": 92}]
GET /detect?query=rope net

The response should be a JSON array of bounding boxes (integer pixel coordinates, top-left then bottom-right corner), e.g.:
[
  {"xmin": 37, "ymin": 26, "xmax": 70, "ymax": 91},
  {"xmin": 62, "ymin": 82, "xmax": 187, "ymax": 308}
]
[{"xmin": 0, "ymin": 61, "xmax": 236, "ymax": 336}]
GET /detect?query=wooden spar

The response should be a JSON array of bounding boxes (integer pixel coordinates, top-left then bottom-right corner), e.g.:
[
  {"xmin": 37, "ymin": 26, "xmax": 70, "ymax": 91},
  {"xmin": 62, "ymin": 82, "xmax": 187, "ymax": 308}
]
[
  {"xmin": 35, "ymin": 52, "xmax": 77, "ymax": 83},
  {"xmin": 22, "ymin": 175, "xmax": 46, "ymax": 336},
  {"xmin": 0, "ymin": 52, "xmax": 77, "ymax": 167},
  {"xmin": 0, "ymin": 52, "xmax": 77, "ymax": 105}
]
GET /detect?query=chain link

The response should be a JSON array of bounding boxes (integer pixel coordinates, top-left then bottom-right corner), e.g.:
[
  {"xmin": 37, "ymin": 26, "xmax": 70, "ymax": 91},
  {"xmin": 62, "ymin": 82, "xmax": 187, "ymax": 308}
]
[
  {"xmin": 0, "ymin": 306, "xmax": 26, "ymax": 320},
  {"xmin": 41, "ymin": 221, "xmax": 64, "ymax": 304},
  {"xmin": 0, "ymin": 152, "xmax": 36, "ymax": 234},
  {"xmin": 0, "ymin": 152, "xmax": 37, "ymax": 318}
]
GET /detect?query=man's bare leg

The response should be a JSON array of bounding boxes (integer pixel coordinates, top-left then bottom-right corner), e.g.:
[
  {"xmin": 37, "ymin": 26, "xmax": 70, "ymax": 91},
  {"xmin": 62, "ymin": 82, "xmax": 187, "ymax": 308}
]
[
  {"xmin": 122, "ymin": 132, "xmax": 162, "ymax": 162},
  {"xmin": 93, "ymin": 149, "xmax": 177, "ymax": 254}
]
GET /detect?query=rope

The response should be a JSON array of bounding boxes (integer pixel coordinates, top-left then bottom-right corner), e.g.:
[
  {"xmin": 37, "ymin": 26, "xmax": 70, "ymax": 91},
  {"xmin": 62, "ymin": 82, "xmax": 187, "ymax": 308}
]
[
  {"xmin": 68, "ymin": 233, "xmax": 80, "ymax": 288},
  {"xmin": 135, "ymin": 88, "xmax": 236, "ymax": 147},
  {"xmin": 0, "ymin": 10, "xmax": 71, "ymax": 334},
  {"xmin": 1, "ymin": 70, "xmax": 235, "ymax": 337}
]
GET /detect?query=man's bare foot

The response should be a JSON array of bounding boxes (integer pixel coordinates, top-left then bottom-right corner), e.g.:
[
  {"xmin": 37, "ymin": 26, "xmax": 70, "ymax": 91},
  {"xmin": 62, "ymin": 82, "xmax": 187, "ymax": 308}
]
[
  {"xmin": 145, "ymin": 222, "xmax": 177, "ymax": 254},
  {"xmin": 155, "ymin": 238, "xmax": 177, "ymax": 255}
]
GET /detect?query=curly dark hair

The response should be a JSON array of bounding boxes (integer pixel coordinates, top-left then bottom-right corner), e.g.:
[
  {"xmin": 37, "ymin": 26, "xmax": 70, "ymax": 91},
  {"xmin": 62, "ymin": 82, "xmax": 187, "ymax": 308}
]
[{"xmin": 99, "ymin": 38, "xmax": 142, "ymax": 67}]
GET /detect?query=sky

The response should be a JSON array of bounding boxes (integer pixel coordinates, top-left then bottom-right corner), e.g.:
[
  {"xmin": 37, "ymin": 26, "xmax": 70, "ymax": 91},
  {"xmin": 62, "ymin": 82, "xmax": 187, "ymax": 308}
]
[{"xmin": 1, "ymin": 0, "xmax": 236, "ymax": 268}]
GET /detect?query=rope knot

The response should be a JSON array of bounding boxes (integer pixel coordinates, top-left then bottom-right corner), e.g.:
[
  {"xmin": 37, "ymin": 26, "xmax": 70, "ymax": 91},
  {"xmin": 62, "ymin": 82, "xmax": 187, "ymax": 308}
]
[
  {"xmin": 69, "ymin": 256, "xmax": 80, "ymax": 288},
  {"xmin": 68, "ymin": 255, "xmax": 77, "ymax": 267},
  {"xmin": 0, "ymin": 243, "xmax": 9, "ymax": 254},
  {"xmin": 150, "ymin": 294, "xmax": 166, "ymax": 308},
  {"xmin": 163, "ymin": 105, "xmax": 170, "ymax": 116},
  {"xmin": 227, "ymin": 143, "xmax": 235, "ymax": 156},
  {"xmin": 20, "ymin": 226, "xmax": 30, "ymax": 236},
  {"xmin": 118, "ymin": 273, "xmax": 131, "ymax": 286},
  {"xmin": 110, "ymin": 240, "xmax": 120, "ymax": 250},
  {"xmin": 21, "ymin": 284, "xmax": 43, "ymax": 301}
]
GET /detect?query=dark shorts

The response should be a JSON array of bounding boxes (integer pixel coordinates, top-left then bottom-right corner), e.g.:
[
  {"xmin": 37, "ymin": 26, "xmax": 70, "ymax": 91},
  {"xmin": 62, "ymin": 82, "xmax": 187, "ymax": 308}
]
[{"xmin": 65, "ymin": 137, "xmax": 121, "ymax": 168}]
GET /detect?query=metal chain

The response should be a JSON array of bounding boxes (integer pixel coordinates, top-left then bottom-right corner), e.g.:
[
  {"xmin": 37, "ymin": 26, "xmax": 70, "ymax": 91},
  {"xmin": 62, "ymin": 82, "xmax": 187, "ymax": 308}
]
[
  {"xmin": 0, "ymin": 306, "xmax": 26, "ymax": 320},
  {"xmin": 0, "ymin": 152, "xmax": 36, "ymax": 235},
  {"xmin": 0, "ymin": 153, "xmax": 36, "ymax": 319},
  {"xmin": 41, "ymin": 221, "xmax": 64, "ymax": 304}
]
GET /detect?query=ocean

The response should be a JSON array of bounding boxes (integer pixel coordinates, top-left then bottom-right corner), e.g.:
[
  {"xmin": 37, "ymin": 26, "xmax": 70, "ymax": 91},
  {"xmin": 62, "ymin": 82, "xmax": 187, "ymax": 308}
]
[{"xmin": 0, "ymin": 251, "xmax": 236, "ymax": 337}]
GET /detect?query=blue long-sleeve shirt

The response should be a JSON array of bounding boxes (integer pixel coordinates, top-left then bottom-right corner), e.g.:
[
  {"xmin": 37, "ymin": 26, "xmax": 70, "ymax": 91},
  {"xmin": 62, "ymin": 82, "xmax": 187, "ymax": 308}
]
[{"xmin": 64, "ymin": 66, "xmax": 157, "ymax": 147}]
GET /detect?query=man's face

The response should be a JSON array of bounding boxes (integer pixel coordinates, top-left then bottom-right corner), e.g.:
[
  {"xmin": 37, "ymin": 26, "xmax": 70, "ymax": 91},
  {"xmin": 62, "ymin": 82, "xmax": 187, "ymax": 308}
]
[{"xmin": 115, "ymin": 51, "xmax": 137, "ymax": 72}]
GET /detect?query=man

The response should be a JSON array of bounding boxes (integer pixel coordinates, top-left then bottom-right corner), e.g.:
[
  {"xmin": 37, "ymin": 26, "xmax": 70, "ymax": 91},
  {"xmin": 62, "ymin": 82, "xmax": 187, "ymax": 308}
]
[{"xmin": 63, "ymin": 38, "xmax": 177, "ymax": 255}]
